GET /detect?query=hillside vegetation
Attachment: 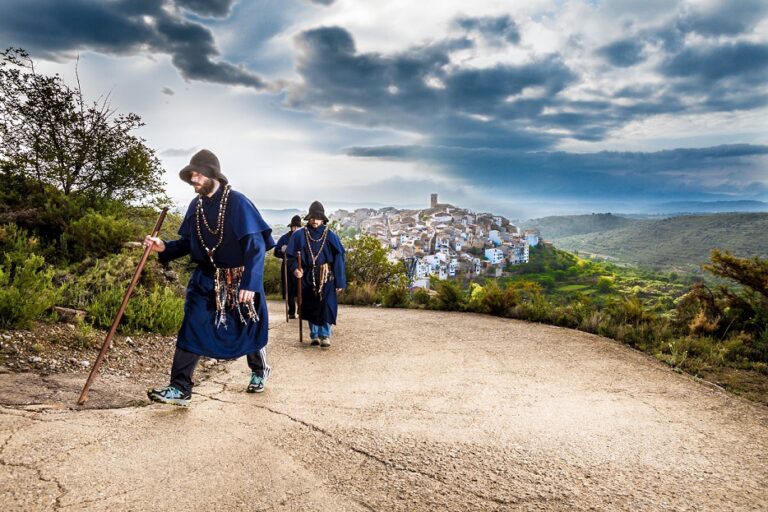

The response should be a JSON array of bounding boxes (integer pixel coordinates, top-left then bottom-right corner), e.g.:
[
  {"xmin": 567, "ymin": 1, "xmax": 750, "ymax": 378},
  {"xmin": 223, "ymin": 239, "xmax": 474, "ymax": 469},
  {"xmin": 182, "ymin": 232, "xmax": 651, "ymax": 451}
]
[
  {"xmin": 528, "ymin": 213, "xmax": 768, "ymax": 271},
  {"xmin": 525, "ymin": 213, "xmax": 638, "ymax": 239}
]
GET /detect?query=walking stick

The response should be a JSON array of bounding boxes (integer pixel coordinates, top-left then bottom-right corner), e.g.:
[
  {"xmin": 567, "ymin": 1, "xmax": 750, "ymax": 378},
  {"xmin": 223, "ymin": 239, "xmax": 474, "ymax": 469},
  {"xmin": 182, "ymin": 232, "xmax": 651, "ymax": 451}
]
[
  {"xmin": 283, "ymin": 254, "xmax": 289, "ymax": 322},
  {"xmin": 77, "ymin": 207, "xmax": 169, "ymax": 405},
  {"xmin": 297, "ymin": 251, "xmax": 303, "ymax": 343}
]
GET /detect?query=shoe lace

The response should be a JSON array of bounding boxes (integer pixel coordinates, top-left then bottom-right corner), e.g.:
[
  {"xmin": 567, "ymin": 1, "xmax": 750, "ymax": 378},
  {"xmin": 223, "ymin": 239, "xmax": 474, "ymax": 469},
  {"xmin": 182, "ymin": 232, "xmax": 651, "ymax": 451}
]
[{"xmin": 165, "ymin": 386, "xmax": 181, "ymax": 398}]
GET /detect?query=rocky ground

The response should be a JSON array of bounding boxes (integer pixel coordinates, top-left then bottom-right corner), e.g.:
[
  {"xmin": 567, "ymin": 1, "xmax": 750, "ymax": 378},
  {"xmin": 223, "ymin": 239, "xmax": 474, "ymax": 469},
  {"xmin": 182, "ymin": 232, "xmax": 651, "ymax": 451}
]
[{"xmin": 0, "ymin": 320, "xmax": 222, "ymax": 409}]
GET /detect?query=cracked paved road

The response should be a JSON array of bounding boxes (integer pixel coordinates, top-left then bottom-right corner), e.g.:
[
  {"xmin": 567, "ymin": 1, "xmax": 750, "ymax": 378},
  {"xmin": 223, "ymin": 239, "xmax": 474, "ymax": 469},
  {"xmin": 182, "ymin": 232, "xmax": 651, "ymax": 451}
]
[{"xmin": 2, "ymin": 303, "xmax": 767, "ymax": 511}]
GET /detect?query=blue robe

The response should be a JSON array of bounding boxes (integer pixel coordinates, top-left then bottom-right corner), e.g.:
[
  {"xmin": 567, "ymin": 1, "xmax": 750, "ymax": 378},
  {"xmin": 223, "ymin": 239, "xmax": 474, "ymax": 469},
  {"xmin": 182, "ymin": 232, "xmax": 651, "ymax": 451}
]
[
  {"xmin": 273, "ymin": 231, "xmax": 297, "ymax": 298},
  {"xmin": 159, "ymin": 186, "xmax": 275, "ymax": 359},
  {"xmin": 286, "ymin": 225, "xmax": 346, "ymax": 325}
]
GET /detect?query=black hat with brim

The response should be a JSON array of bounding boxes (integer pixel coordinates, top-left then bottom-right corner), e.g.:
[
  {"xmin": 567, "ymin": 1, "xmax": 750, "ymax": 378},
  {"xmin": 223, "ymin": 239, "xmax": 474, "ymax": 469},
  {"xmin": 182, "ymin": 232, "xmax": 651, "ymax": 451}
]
[
  {"xmin": 288, "ymin": 215, "xmax": 302, "ymax": 227},
  {"xmin": 179, "ymin": 149, "xmax": 228, "ymax": 186},
  {"xmin": 304, "ymin": 200, "xmax": 329, "ymax": 223}
]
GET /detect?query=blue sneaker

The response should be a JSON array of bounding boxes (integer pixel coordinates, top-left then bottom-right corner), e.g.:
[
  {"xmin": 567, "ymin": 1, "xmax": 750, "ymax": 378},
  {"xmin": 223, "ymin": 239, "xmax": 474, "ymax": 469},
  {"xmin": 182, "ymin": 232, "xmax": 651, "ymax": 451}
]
[
  {"xmin": 247, "ymin": 373, "xmax": 265, "ymax": 393},
  {"xmin": 147, "ymin": 386, "xmax": 191, "ymax": 407}
]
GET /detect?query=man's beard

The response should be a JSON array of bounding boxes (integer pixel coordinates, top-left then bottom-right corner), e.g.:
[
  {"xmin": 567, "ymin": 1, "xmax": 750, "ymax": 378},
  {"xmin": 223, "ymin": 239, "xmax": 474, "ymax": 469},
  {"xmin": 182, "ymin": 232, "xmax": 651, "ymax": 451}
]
[{"xmin": 196, "ymin": 178, "xmax": 216, "ymax": 196}]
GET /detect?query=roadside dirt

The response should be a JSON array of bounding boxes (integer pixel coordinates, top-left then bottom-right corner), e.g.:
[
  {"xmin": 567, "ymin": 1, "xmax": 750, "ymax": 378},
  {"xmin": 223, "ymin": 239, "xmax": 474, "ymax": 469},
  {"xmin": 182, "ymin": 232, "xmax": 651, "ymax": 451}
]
[{"xmin": 1, "ymin": 302, "xmax": 767, "ymax": 511}]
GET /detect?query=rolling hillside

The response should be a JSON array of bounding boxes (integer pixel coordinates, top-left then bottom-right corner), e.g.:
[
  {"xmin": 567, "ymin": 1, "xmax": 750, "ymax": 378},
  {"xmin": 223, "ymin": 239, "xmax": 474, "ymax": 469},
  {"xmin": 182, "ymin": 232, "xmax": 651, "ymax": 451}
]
[
  {"xmin": 525, "ymin": 213, "xmax": 640, "ymax": 239},
  {"xmin": 526, "ymin": 213, "xmax": 768, "ymax": 271}
]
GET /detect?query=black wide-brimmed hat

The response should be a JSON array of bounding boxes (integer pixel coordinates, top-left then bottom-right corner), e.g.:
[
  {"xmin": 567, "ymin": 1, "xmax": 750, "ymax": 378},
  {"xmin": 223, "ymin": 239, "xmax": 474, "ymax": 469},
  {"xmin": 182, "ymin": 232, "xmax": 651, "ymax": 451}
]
[
  {"xmin": 304, "ymin": 200, "xmax": 329, "ymax": 223},
  {"xmin": 179, "ymin": 149, "xmax": 228, "ymax": 186},
  {"xmin": 288, "ymin": 215, "xmax": 302, "ymax": 228}
]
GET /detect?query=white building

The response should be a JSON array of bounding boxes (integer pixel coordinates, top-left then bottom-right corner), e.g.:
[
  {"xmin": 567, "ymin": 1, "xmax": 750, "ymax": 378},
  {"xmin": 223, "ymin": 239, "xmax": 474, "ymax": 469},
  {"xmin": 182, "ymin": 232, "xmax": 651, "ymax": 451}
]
[
  {"xmin": 506, "ymin": 240, "xmax": 530, "ymax": 265},
  {"xmin": 484, "ymin": 248, "xmax": 504, "ymax": 265}
]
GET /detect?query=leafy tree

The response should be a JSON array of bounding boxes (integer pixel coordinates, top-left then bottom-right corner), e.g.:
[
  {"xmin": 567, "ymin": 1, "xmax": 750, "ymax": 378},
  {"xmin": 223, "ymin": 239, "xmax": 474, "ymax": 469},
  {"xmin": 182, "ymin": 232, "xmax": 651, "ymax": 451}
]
[
  {"xmin": 345, "ymin": 234, "xmax": 406, "ymax": 287},
  {"xmin": 0, "ymin": 48, "xmax": 167, "ymax": 206}
]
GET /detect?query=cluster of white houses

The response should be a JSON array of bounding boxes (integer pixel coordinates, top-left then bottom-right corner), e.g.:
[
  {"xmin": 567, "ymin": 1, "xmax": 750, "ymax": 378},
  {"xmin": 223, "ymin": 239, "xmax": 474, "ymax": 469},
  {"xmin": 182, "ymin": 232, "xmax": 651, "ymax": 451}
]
[{"xmin": 331, "ymin": 195, "xmax": 540, "ymax": 288}]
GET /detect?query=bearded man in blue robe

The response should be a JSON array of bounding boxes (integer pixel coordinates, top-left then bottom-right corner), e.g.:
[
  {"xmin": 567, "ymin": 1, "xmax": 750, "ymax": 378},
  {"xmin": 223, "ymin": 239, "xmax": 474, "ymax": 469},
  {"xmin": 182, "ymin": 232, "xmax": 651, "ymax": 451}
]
[{"xmin": 144, "ymin": 149, "xmax": 275, "ymax": 406}]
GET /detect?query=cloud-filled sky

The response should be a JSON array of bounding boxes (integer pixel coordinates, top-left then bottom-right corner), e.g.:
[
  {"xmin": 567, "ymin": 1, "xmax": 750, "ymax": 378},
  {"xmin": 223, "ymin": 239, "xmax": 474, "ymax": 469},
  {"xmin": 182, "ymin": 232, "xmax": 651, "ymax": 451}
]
[{"xmin": 1, "ymin": 0, "xmax": 766, "ymax": 218}]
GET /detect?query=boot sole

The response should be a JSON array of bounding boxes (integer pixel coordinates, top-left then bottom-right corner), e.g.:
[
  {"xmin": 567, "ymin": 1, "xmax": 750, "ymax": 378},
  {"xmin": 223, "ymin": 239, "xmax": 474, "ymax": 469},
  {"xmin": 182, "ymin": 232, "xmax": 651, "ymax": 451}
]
[{"xmin": 147, "ymin": 394, "xmax": 190, "ymax": 407}]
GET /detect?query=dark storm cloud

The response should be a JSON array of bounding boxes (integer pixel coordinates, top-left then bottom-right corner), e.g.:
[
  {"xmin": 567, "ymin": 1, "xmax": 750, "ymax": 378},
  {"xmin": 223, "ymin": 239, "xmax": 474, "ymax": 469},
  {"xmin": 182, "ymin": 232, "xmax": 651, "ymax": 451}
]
[
  {"xmin": 290, "ymin": 26, "xmax": 574, "ymax": 149},
  {"xmin": 656, "ymin": 41, "xmax": 768, "ymax": 112},
  {"xmin": 661, "ymin": 42, "xmax": 768, "ymax": 82},
  {"xmin": 345, "ymin": 144, "xmax": 768, "ymax": 200},
  {"xmin": 289, "ymin": 14, "xmax": 768, "ymax": 157},
  {"xmin": 675, "ymin": 0, "xmax": 768, "ymax": 36},
  {"xmin": 597, "ymin": 39, "xmax": 645, "ymax": 67},
  {"xmin": 0, "ymin": 0, "xmax": 269, "ymax": 89},
  {"xmin": 454, "ymin": 15, "xmax": 521, "ymax": 44},
  {"xmin": 174, "ymin": 0, "xmax": 237, "ymax": 17}
]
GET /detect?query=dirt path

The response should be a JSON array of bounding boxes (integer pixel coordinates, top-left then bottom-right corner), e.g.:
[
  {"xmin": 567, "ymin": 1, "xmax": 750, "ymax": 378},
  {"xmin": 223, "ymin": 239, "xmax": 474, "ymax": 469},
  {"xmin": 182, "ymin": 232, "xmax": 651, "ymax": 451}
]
[{"xmin": 1, "ymin": 303, "xmax": 767, "ymax": 511}]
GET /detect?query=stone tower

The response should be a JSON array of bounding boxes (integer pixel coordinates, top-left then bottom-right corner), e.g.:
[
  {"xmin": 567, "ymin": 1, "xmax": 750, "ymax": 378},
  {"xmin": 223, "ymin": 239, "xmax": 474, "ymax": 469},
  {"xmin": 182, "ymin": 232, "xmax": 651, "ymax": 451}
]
[{"xmin": 430, "ymin": 193, "xmax": 438, "ymax": 208}]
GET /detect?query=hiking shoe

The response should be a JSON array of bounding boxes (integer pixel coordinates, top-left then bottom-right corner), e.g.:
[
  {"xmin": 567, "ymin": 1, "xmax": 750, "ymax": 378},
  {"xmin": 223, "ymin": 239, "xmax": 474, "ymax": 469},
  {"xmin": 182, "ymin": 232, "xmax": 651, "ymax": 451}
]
[
  {"xmin": 310, "ymin": 338, "xmax": 320, "ymax": 346},
  {"xmin": 247, "ymin": 373, "xmax": 265, "ymax": 393},
  {"xmin": 288, "ymin": 314, "xmax": 296, "ymax": 319},
  {"xmin": 147, "ymin": 386, "xmax": 190, "ymax": 407},
  {"xmin": 320, "ymin": 337, "xmax": 331, "ymax": 348}
]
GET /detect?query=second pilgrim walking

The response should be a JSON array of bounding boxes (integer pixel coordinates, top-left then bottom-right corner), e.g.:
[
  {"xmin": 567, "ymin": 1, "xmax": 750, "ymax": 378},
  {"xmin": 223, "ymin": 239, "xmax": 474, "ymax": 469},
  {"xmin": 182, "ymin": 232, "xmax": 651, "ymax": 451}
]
[{"xmin": 287, "ymin": 201, "xmax": 346, "ymax": 347}]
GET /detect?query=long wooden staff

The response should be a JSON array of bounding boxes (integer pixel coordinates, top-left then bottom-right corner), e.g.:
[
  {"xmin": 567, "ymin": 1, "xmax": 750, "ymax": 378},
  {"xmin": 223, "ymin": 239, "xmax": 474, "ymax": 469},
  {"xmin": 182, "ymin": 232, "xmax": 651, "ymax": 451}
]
[
  {"xmin": 297, "ymin": 250, "xmax": 303, "ymax": 343},
  {"xmin": 283, "ymin": 253, "xmax": 289, "ymax": 322},
  {"xmin": 77, "ymin": 207, "xmax": 169, "ymax": 405}
]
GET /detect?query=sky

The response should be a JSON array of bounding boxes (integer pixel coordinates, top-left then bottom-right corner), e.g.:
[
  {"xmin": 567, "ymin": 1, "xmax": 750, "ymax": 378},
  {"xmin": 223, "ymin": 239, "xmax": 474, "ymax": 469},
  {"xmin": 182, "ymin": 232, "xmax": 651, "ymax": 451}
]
[{"xmin": 1, "ymin": 0, "xmax": 767, "ymax": 219}]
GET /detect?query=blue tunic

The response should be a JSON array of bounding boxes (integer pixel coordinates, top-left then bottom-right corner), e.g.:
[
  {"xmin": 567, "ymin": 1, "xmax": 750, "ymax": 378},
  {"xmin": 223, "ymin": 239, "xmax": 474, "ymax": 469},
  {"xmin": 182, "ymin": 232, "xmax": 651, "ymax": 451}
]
[
  {"xmin": 273, "ymin": 231, "xmax": 297, "ymax": 298},
  {"xmin": 286, "ymin": 226, "xmax": 346, "ymax": 325},
  {"xmin": 159, "ymin": 186, "xmax": 275, "ymax": 359}
]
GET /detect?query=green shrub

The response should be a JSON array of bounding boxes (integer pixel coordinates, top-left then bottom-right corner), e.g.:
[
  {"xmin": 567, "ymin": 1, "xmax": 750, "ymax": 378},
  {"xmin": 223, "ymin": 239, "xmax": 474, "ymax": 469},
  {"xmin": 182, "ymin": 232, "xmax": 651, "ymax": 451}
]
[
  {"xmin": 380, "ymin": 284, "xmax": 409, "ymax": 308},
  {"xmin": 86, "ymin": 284, "xmax": 184, "ymax": 334},
  {"xmin": 479, "ymin": 281, "xmax": 506, "ymax": 315},
  {"xmin": 411, "ymin": 288, "xmax": 431, "ymax": 306},
  {"xmin": 0, "ymin": 225, "xmax": 59, "ymax": 329},
  {"xmin": 0, "ymin": 253, "xmax": 58, "ymax": 329},
  {"xmin": 596, "ymin": 275, "xmax": 614, "ymax": 292},
  {"xmin": 59, "ymin": 252, "xmax": 138, "ymax": 310},
  {"xmin": 62, "ymin": 210, "xmax": 139, "ymax": 261},
  {"xmin": 723, "ymin": 332, "xmax": 768, "ymax": 364},
  {"xmin": 608, "ymin": 296, "xmax": 651, "ymax": 327},
  {"xmin": 124, "ymin": 286, "xmax": 184, "ymax": 334},
  {"xmin": 431, "ymin": 280, "xmax": 466, "ymax": 311},
  {"xmin": 580, "ymin": 309, "xmax": 608, "ymax": 334},
  {"xmin": 263, "ymin": 255, "xmax": 283, "ymax": 296},
  {"xmin": 551, "ymin": 306, "xmax": 580, "ymax": 328},
  {"xmin": 339, "ymin": 282, "xmax": 378, "ymax": 305},
  {"xmin": 61, "ymin": 251, "xmax": 185, "ymax": 334},
  {"xmin": 345, "ymin": 235, "xmax": 406, "ymax": 287}
]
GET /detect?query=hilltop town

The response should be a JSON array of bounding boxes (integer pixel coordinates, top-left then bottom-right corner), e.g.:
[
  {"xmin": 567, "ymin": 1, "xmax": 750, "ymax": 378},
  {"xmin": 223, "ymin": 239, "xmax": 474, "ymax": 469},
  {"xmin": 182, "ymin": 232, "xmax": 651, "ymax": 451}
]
[{"xmin": 331, "ymin": 195, "xmax": 540, "ymax": 287}]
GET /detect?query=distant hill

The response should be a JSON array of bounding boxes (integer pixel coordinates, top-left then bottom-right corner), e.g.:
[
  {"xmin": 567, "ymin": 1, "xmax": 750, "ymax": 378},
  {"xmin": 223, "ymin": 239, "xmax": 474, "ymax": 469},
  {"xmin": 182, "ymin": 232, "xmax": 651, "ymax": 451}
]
[
  {"xmin": 525, "ymin": 213, "xmax": 639, "ymax": 239},
  {"xmin": 259, "ymin": 209, "xmax": 302, "ymax": 230},
  {"xmin": 534, "ymin": 213, "xmax": 768, "ymax": 271},
  {"xmin": 655, "ymin": 200, "xmax": 768, "ymax": 213}
]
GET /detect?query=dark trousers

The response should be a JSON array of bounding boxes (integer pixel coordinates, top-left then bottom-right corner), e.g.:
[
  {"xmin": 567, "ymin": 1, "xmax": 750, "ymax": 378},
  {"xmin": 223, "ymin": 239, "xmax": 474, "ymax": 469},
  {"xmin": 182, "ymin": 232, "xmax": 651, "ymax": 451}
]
[
  {"xmin": 283, "ymin": 283, "xmax": 297, "ymax": 316},
  {"xmin": 281, "ymin": 262, "xmax": 297, "ymax": 316},
  {"xmin": 170, "ymin": 346, "xmax": 270, "ymax": 395},
  {"xmin": 288, "ymin": 289, "xmax": 297, "ymax": 316}
]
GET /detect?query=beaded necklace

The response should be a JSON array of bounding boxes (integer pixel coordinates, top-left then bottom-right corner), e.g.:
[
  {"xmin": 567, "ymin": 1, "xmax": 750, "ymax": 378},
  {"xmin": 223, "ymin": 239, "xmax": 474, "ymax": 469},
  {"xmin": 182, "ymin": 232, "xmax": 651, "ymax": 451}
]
[
  {"xmin": 304, "ymin": 226, "xmax": 331, "ymax": 298},
  {"xmin": 194, "ymin": 185, "xmax": 257, "ymax": 327},
  {"xmin": 195, "ymin": 184, "xmax": 231, "ymax": 262},
  {"xmin": 304, "ymin": 225, "xmax": 329, "ymax": 264}
]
